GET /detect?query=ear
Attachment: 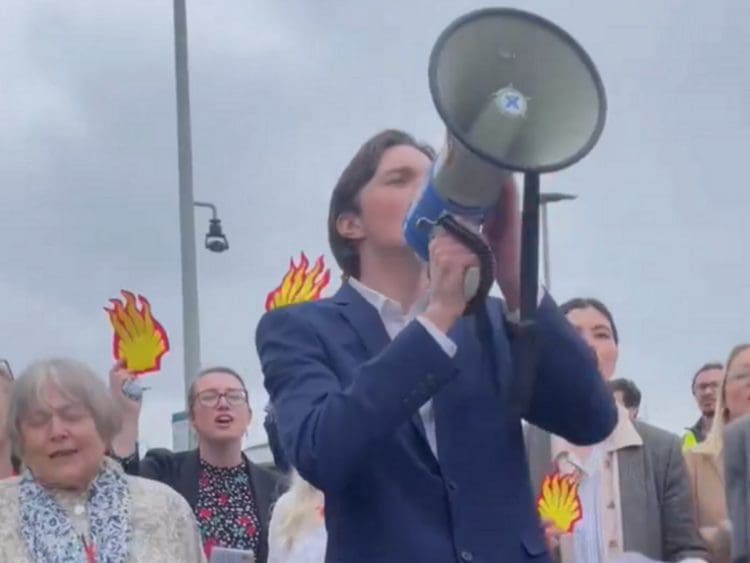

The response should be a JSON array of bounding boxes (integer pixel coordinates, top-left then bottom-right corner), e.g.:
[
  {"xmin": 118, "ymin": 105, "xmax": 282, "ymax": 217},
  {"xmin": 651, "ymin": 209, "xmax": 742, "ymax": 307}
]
[{"xmin": 336, "ymin": 211, "xmax": 364, "ymax": 243}]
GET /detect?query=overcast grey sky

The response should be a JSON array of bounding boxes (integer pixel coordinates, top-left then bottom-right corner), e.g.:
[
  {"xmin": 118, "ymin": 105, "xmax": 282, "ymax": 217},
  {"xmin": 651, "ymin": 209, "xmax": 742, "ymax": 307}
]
[{"xmin": 1, "ymin": 1, "xmax": 748, "ymax": 450}]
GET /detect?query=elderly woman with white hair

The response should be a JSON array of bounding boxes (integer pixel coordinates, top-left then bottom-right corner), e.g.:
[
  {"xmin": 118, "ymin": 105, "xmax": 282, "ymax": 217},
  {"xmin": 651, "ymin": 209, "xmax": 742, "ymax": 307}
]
[{"xmin": 0, "ymin": 358, "xmax": 206, "ymax": 562}]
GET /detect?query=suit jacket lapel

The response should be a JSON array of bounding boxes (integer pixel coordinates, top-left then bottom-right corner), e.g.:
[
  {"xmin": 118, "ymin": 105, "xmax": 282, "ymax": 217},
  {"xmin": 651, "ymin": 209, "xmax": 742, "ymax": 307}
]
[
  {"xmin": 618, "ymin": 445, "xmax": 653, "ymax": 554},
  {"xmin": 247, "ymin": 459, "xmax": 274, "ymax": 563},
  {"xmin": 524, "ymin": 425, "xmax": 553, "ymax": 498},
  {"xmin": 333, "ymin": 283, "xmax": 390, "ymax": 358},
  {"xmin": 247, "ymin": 460, "xmax": 273, "ymax": 533},
  {"xmin": 181, "ymin": 450, "xmax": 201, "ymax": 510},
  {"xmin": 335, "ymin": 283, "xmax": 443, "ymax": 467}
]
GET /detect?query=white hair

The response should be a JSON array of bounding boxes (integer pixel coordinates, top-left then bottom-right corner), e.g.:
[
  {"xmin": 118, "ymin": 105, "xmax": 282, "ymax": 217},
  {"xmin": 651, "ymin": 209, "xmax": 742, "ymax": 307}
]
[
  {"xmin": 7, "ymin": 358, "xmax": 121, "ymax": 456},
  {"xmin": 270, "ymin": 470, "xmax": 324, "ymax": 551}
]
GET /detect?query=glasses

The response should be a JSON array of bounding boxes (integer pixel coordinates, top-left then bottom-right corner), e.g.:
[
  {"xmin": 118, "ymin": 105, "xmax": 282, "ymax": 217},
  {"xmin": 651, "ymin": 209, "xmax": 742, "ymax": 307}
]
[
  {"xmin": 194, "ymin": 389, "xmax": 248, "ymax": 408},
  {"xmin": 695, "ymin": 381, "xmax": 720, "ymax": 393},
  {"xmin": 0, "ymin": 359, "xmax": 13, "ymax": 382}
]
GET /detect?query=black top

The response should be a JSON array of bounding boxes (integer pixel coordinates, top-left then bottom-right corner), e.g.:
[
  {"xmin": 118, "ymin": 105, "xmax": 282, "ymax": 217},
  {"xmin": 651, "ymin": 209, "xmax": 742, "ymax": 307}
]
[{"xmin": 122, "ymin": 447, "xmax": 284, "ymax": 563}]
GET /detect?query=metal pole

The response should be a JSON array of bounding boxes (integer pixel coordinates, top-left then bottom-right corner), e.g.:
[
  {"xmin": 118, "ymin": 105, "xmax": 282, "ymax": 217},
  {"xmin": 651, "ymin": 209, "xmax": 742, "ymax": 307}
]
[
  {"xmin": 541, "ymin": 203, "xmax": 551, "ymax": 290},
  {"xmin": 173, "ymin": 0, "xmax": 201, "ymax": 449},
  {"xmin": 193, "ymin": 201, "xmax": 218, "ymax": 220},
  {"xmin": 538, "ymin": 192, "xmax": 577, "ymax": 293}
]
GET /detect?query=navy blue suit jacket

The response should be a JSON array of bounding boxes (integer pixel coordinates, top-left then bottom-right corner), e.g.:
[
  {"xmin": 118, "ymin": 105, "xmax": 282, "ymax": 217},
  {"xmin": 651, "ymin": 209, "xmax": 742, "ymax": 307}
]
[{"xmin": 256, "ymin": 283, "xmax": 617, "ymax": 563}]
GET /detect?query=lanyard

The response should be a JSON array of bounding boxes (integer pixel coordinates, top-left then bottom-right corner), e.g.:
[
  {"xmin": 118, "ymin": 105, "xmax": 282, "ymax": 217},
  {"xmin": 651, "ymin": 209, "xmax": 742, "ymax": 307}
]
[{"xmin": 80, "ymin": 535, "xmax": 96, "ymax": 563}]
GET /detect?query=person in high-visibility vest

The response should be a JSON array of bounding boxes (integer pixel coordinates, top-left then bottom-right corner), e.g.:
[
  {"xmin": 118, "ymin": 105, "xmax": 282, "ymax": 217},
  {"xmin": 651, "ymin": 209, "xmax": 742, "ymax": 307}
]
[
  {"xmin": 682, "ymin": 362, "xmax": 724, "ymax": 451},
  {"xmin": 682, "ymin": 428, "xmax": 699, "ymax": 451}
]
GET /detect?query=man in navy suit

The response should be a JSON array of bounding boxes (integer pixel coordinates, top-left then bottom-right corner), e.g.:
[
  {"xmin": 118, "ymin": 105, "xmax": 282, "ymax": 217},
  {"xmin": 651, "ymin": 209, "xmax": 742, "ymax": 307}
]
[{"xmin": 256, "ymin": 129, "xmax": 617, "ymax": 563}]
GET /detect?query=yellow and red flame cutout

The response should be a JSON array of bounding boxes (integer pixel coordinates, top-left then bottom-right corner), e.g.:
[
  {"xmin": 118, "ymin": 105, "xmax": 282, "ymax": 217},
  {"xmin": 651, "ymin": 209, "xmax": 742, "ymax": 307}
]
[
  {"xmin": 265, "ymin": 253, "xmax": 331, "ymax": 311},
  {"xmin": 537, "ymin": 472, "xmax": 583, "ymax": 533},
  {"xmin": 104, "ymin": 290, "xmax": 170, "ymax": 375}
]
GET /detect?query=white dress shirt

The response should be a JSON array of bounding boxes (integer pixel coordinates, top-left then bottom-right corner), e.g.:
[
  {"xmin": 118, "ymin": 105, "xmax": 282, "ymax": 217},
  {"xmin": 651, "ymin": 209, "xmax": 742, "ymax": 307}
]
[{"xmin": 348, "ymin": 278, "xmax": 456, "ymax": 458}]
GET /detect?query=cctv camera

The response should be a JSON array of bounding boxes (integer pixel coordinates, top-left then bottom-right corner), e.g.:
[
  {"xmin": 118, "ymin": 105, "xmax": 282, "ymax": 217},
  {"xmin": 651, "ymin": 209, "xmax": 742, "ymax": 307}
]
[
  {"xmin": 205, "ymin": 237, "xmax": 229, "ymax": 253},
  {"xmin": 204, "ymin": 218, "xmax": 229, "ymax": 253}
]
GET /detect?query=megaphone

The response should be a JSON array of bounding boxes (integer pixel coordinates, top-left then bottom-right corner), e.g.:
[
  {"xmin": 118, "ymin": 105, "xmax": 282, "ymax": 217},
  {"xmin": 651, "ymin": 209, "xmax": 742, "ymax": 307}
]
[
  {"xmin": 403, "ymin": 8, "xmax": 606, "ymax": 413},
  {"xmin": 404, "ymin": 7, "xmax": 606, "ymax": 310}
]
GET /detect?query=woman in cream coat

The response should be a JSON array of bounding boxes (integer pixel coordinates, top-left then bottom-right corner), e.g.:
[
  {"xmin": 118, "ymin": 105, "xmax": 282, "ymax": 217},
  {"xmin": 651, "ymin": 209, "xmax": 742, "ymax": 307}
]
[
  {"xmin": 0, "ymin": 358, "xmax": 206, "ymax": 562},
  {"xmin": 527, "ymin": 298, "xmax": 706, "ymax": 562},
  {"xmin": 684, "ymin": 343, "xmax": 750, "ymax": 563}
]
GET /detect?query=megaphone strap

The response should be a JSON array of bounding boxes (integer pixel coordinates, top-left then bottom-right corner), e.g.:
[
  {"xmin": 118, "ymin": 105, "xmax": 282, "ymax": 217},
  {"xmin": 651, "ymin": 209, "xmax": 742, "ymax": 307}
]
[{"xmin": 435, "ymin": 215, "xmax": 495, "ymax": 316}]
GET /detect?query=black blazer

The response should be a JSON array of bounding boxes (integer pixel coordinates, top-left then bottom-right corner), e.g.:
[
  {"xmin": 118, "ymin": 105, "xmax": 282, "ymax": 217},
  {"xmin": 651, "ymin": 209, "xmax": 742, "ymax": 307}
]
[{"xmin": 122, "ymin": 447, "xmax": 283, "ymax": 563}]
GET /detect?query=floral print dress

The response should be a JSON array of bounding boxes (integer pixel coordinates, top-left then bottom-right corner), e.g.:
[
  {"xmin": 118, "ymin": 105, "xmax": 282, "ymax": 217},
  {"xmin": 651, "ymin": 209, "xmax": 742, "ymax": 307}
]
[{"xmin": 195, "ymin": 458, "xmax": 261, "ymax": 559}]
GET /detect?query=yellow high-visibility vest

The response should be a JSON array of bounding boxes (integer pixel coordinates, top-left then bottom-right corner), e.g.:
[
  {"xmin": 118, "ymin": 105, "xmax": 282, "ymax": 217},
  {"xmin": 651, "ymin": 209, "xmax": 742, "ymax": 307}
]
[{"xmin": 682, "ymin": 430, "xmax": 699, "ymax": 451}]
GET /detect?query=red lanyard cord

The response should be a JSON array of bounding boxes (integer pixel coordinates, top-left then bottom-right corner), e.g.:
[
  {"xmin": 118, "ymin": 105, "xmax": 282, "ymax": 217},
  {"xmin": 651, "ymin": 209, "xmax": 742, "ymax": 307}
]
[{"xmin": 80, "ymin": 535, "xmax": 96, "ymax": 563}]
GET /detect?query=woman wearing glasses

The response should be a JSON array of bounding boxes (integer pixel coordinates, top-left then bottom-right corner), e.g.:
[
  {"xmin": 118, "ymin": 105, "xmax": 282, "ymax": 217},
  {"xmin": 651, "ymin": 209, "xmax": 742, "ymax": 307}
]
[{"xmin": 110, "ymin": 364, "xmax": 282, "ymax": 563}]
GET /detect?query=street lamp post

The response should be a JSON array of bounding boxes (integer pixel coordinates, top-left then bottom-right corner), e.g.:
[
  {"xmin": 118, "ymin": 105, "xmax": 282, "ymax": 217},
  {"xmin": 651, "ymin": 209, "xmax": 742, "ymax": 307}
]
[
  {"xmin": 172, "ymin": 1, "xmax": 232, "ymax": 451},
  {"xmin": 539, "ymin": 192, "xmax": 577, "ymax": 291},
  {"xmin": 173, "ymin": 0, "xmax": 201, "ymax": 448}
]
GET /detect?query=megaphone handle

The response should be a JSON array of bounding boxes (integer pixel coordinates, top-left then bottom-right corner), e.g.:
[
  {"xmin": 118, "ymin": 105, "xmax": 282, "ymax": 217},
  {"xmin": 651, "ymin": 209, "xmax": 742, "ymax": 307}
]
[
  {"xmin": 434, "ymin": 214, "xmax": 495, "ymax": 316},
  {"xmin": 510, "ymin": 172, "xmax": 541, "ymax": 417}
]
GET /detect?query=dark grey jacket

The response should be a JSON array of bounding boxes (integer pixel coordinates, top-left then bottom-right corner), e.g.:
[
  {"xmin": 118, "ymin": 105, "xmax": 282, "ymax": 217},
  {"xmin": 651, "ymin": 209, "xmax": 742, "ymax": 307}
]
[{"xmin": 724, "ymin": 415, "xmax": 750, "ymax": 563}]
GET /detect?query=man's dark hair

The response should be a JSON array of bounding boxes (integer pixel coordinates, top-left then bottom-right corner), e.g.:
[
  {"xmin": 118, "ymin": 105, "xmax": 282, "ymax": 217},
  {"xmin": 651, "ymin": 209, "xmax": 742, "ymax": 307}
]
[
  {"xmin": 691, "ymin": 362, "xmax": 724, "ymax": 391},
  {"xmin": 187, "ymin": 366, "xmax": 249, "ymax": 416},
  {"xmin": 608, "ymin": 378, "xmax": 642, "ymax": 409},
  {"xmin": 327, "ymin": 129, "xmax": 435, "ymax": 279},
  {"xmin": 559, "ymin": 297, "xmax": 619, "ymax": 344}
]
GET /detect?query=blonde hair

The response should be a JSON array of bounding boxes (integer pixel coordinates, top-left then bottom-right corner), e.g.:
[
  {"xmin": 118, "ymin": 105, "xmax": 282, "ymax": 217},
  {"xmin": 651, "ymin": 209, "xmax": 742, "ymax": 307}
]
[
  {"xmin": 8, "ymin": 358, "xmax": 122, "ymax": 456},
  {"xmin": 271, "ymin": 470, "xmax": 324, "ymax": 552},
  {"xmin": 694, "ymin": 343, "xmax": 750, "ymax": 456}
]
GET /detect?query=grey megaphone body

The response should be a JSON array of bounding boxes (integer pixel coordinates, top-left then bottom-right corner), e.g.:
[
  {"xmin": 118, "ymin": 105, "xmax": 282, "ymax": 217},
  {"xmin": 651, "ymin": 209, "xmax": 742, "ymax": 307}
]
[{"xmin": 402, "ymin": 8, "xmax": 606, "ymax": 410}]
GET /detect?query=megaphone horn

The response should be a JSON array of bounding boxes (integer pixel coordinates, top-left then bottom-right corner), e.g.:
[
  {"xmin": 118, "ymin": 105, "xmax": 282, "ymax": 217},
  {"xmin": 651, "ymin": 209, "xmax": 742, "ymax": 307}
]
[{"xmin": 403, "ymin": 8, "xmax": 607, "ymax": 410}]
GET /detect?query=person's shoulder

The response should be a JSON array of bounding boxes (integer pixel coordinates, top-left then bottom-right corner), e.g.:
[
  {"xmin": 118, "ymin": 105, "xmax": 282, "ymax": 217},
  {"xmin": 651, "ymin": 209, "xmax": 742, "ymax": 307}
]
[
  {"xmin": 248, "ymin": 460, "xmax": 288, "ymax": 503},
  {"xmin": 142, "ymin": 447, "xmax": 191, "ymax": 464},
  {"xmin": 726, "ymin": 413, "xmax": 750, "ymax": 438},
  {"xmin": 249, "ymin": 459, "xmax": 283, "ymax": 483},
  {"xmin": 126, "ymin": 474, "xmax": 192, "ymax": 513},
  {"xmin": 0, "ymin": 476, "xmax": 20, "ymax": 499},
  {"xmin": 256, "ymin": 295, "xmax": 343, "ymax": 343},
  {"xmin": 258, "ymin": 297, "xmax": 338, "ymax": 329},
  {"xmin": 633, "ymin": 419, "xmax": 681, "ymax": 449},
  {"xmin": 262, "ymin": 296, "xmax": 339, "ymax": 322}
]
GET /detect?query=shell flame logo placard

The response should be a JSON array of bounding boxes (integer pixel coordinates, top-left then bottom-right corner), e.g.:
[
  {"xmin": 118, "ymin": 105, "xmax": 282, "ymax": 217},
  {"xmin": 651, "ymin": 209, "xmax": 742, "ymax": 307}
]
[
  {"xmin": 537, "ymin": 472, "xmax": 583, "ymax": 533},
  {"xmin": 265, "ymin": 253, "xmax": 331, "ymax": 311},
  {"xmin": 104, "ymin": 290, "xmax": 170, "ymax": 375}
]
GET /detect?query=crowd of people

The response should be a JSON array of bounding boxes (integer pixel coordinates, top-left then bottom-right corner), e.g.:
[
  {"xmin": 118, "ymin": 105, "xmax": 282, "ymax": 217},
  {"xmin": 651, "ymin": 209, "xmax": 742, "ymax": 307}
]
[{"xmin": 0, "ymin": 128, "xmax": 748, "ymax": 562}]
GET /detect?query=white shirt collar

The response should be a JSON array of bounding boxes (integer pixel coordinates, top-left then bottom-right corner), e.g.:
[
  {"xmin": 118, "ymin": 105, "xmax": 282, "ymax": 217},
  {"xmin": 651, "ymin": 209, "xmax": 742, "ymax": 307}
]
[{"xmin": 348, "ymin": 277, "xmax": 429, "ymax": 318}]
